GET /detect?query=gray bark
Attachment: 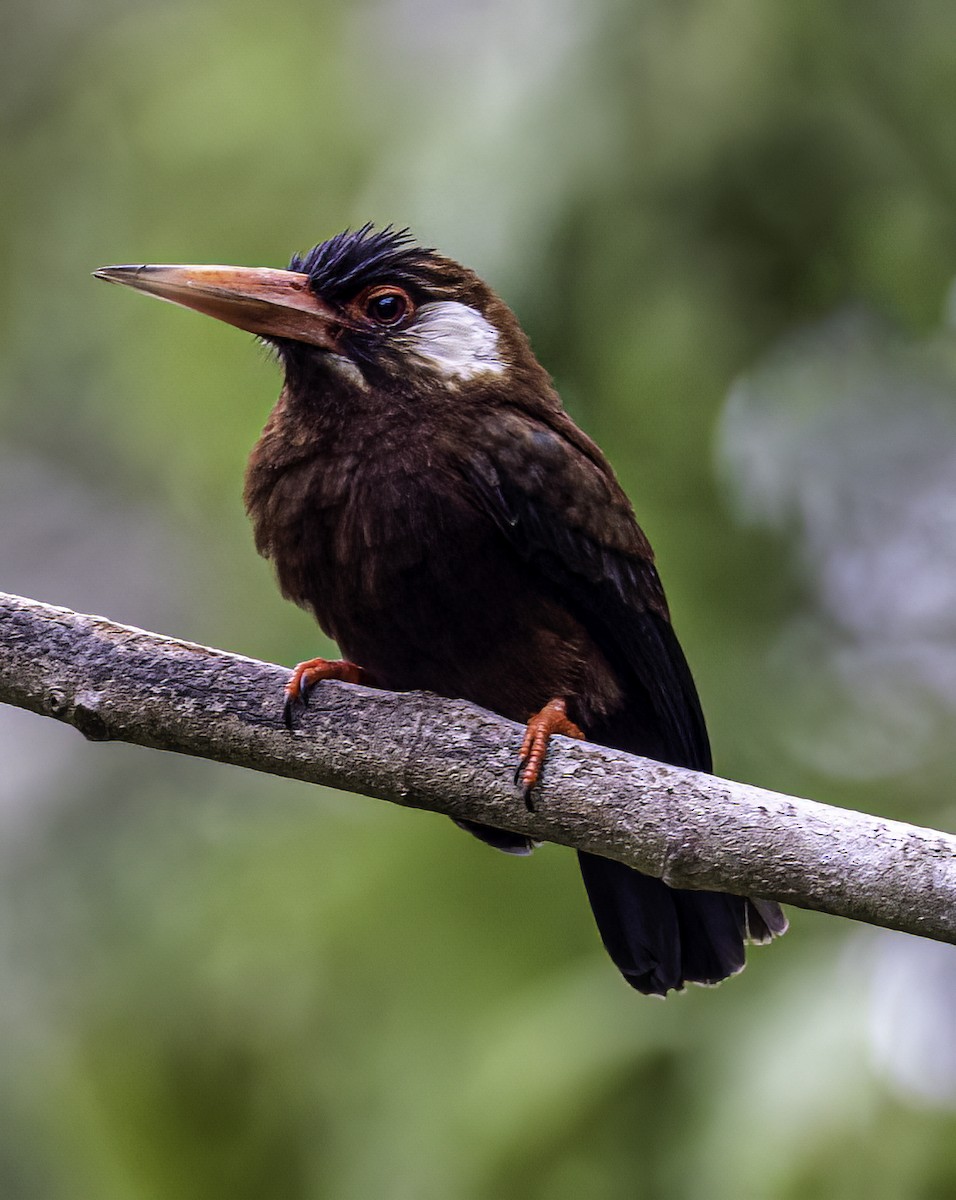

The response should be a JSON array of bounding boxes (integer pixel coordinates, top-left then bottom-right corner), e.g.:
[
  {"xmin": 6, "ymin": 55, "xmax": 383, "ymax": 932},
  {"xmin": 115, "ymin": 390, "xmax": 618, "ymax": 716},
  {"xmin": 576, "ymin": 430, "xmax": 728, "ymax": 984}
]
[{"xmin": 1, "ymin": 589, "xmax": 955, "ymax": 941}]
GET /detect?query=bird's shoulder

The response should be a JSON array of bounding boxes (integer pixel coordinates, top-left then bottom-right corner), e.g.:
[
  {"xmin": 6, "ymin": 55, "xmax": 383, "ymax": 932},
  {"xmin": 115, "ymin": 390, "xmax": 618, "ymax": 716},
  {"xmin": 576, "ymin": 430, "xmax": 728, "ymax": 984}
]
[{"xmin": 456, "ymin": 401, "xmax": 668, "ymax": 614}]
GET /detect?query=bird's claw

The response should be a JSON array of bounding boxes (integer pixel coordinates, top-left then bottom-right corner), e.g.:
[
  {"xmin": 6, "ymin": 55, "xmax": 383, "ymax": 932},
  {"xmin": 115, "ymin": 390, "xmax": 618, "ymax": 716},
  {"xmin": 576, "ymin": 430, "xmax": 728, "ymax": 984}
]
[
  {"xmin": 513, "ymin": 759, "xmax": 538, "ymax": 810},
  {"xmin": 282, "ymin": 658, "xmax": 366, "ymax": 730},
  {"xmin": 514, "ymin": 698, "xmax": 585, "ymax": 809},
  {"xmin": 282, "ymin": 684, "xmax": 310, "ymax": 731}
]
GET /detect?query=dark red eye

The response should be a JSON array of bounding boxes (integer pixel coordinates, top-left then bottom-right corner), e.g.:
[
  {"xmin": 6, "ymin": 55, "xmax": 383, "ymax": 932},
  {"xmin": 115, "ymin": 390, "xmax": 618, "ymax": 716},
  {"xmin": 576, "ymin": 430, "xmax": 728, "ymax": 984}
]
[{"xmin": 363, "ymin": 286, "xmax": 412, "ymax": 326}]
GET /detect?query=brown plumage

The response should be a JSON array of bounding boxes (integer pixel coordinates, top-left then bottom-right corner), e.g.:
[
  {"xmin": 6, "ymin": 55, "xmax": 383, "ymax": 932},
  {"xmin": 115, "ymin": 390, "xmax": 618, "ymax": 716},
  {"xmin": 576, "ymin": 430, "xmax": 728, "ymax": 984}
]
[{"xmin": 95, "ymin": 227, "xmax": 787, "ymax": 995}]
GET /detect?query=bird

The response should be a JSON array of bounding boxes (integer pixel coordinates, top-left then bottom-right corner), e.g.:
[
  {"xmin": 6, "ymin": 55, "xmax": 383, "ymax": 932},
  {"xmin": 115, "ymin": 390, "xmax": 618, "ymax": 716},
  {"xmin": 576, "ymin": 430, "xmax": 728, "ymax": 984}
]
[{"xmin": 94, "ymin": 225, "xmax": 787, "ymax": 995}]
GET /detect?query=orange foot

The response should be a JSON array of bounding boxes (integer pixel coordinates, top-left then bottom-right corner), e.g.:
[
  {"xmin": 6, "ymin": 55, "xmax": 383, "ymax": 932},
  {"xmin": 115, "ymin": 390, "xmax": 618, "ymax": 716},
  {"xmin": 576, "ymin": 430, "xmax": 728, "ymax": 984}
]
[
  {"xmin": 515, "ymin": 698, "xmax": 585, "ymax": 810},
  {"xmin": 283, "ymin": 657, "xmax": 370, "ymax": 730}
]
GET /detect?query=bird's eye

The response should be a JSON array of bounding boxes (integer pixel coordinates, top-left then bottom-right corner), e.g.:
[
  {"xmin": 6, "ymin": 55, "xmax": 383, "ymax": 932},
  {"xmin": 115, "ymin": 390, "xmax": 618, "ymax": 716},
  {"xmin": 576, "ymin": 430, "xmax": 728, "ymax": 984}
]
[{"xmin": 363, "ymin": 286, "xmax": 412, "ymax": 326}]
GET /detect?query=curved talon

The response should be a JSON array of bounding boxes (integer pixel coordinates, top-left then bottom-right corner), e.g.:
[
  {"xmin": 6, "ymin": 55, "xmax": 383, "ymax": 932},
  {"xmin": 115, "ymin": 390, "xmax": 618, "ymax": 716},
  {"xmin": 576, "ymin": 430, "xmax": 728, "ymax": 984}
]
[
  {"xmin": 513, "ymin": 757, "xmax": 538, "ymax": 810},
  {"xmin": 282, "ymin": 689, "xmax": 303, "ymax": 731},
  {"xmin": 282, "ymin": 657, "xmax": 367, "ymax": 730}
]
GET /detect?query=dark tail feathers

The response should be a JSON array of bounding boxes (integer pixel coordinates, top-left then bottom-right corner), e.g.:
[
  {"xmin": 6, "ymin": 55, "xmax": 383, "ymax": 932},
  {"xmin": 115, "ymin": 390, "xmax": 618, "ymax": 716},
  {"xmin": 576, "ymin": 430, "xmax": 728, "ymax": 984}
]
[
  {"xmin": 578, "ymin": 851, "xmax": 787, "ymax": 996},
  {"xmin": 454, "ymin": 817, "xmax": 536, "ymax": 855}
]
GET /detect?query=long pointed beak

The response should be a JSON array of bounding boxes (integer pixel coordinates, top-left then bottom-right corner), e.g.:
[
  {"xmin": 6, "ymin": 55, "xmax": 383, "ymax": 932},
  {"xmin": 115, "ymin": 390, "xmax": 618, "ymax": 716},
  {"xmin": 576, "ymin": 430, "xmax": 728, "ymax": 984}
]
[{"xmin": 93, "ymin": 264, "xmax": 345, "ymax": 348}]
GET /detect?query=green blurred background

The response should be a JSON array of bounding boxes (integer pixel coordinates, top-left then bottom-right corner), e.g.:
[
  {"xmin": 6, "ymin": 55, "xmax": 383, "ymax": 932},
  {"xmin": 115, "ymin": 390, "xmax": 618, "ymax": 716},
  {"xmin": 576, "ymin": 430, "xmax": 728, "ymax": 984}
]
[{"xmin": 3, "ymin": 1, "xmax": 956, "ymax": 1197}]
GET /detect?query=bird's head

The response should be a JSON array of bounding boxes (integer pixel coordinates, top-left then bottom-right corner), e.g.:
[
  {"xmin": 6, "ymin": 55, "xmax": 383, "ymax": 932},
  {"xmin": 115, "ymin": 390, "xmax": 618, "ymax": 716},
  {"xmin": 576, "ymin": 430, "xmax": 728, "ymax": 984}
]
[{"xmin": 95, "ymin": 226, "xmax": 550, "ymax": 403}]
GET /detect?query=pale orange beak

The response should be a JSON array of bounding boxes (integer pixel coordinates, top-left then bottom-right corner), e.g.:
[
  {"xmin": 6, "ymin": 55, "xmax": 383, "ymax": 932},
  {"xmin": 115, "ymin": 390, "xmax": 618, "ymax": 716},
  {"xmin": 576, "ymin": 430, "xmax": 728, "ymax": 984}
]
[{"xmin": 93, "ymin": 263, "xmax": 347, "ymax": 348}]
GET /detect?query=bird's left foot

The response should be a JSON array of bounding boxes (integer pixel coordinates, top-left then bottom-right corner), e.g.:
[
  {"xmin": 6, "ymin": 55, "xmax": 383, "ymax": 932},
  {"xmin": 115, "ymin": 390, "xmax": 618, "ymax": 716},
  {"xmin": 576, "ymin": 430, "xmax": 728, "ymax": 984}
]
[
  {"xmin": 515, "ymin": 698, "xmax": 585, "ymax": 810},
  {"xmin": 283, "ymin": 657, "xmax": 369, "ymax": 729}
]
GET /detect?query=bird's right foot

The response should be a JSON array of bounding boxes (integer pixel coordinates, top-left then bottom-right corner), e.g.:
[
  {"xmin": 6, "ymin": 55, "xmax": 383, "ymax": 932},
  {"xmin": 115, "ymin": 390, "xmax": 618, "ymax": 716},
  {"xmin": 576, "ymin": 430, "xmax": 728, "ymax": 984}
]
[
  {"xmin": 283, "ymin": 658, "xmax": 368, "ymax": 729},
  {"xmin": 515, "ymin": 697, "xmax": 585, "ymax": 810}
]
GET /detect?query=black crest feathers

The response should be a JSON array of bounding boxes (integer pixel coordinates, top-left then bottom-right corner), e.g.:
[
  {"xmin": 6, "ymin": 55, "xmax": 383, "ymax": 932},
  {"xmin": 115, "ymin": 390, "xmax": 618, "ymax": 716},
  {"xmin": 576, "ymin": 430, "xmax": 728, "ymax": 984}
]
[{"xmin": 290, "ymin": 225, "xmax": 434, "ymax": 302}]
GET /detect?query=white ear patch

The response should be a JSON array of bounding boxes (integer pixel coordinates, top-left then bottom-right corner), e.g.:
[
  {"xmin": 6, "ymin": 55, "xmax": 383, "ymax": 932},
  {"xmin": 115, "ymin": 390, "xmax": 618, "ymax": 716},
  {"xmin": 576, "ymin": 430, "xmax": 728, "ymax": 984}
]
[{"xmin": 403, "ymin": 301, "xmax": 506, "ymax": 381}]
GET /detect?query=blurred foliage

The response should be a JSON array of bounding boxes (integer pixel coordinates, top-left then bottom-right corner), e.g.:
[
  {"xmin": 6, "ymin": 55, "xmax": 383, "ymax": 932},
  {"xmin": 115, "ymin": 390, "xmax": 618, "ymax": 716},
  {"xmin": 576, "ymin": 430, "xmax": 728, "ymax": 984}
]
[{"xmin": 2, "ymin": 0, "xmax": 956, "ymax": 1197}]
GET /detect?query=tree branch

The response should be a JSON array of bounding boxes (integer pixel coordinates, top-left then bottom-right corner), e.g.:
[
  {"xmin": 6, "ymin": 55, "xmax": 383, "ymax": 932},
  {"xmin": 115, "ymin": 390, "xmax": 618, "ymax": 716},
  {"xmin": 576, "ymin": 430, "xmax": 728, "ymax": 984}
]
[{"xmin": 1, "ymin": 589, "xmax": 954, "ymax": 941}]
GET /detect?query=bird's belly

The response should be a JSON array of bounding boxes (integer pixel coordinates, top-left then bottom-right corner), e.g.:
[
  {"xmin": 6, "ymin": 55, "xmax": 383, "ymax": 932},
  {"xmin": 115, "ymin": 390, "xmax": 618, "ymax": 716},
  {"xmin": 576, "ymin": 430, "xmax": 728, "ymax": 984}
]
[
  {"xmin": 268, "ymin": 475, "xmax": 623, "ymax": 724},
  {"xmin": 309, "ymin": 502, "xmax": 619, "ymax": 724}
]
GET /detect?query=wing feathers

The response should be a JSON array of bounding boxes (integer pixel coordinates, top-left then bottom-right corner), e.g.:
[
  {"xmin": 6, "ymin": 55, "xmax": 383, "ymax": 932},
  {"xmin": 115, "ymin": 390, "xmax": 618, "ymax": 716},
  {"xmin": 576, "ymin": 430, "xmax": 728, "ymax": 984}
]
[{"xmin": 463, "ymin": 424, "xmax": 710, "ymax": 770}]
